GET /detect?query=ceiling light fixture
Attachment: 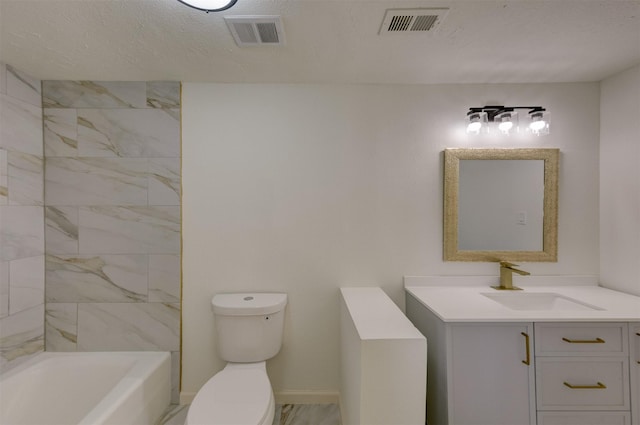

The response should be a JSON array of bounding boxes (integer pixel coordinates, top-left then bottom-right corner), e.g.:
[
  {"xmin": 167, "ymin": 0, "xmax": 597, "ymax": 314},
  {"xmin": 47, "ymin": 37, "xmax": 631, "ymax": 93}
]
[
  {"xmin": 466, "ymin": 105, "xmax": 549, "ymax": 136},
  {"xmin": 177, "ymin": 0, "xmax": 237, "ymax": 13}
]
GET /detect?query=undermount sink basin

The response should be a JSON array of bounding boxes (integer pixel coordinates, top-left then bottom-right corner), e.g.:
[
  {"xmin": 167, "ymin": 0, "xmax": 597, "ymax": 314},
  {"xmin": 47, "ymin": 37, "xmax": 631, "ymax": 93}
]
[{"xmin": 481, "ymin": 292, "xmax": 604, "ymax": 311}]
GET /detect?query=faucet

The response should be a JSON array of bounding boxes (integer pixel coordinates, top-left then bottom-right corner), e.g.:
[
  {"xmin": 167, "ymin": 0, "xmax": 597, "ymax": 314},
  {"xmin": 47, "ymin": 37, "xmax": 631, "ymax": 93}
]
[{"xmin": 492, "ymin": 261, "xmax": 530, "ymax": 290}]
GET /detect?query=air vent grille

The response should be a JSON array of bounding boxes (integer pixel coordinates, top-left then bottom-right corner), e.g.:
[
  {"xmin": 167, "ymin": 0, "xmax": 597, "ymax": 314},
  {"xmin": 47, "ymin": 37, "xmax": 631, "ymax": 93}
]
[
  {"xmin": 233, "ymin": 22, "xmax": 258, "ymax": 44},
  {"xmin": 379, "ymin": 8, "xmax": 449, "ymax": 35},
  {"xmin": 256, "ymin": 23, "xmax": 279, "ymax": 43},
  {"xmin": 388, "ymin": 15, "xmax": 413, "ymax": 32},
  {"xmin": 411, "ymin": 15, "xmax": 439, "ymax": 32},
  {"xmin": 225, "ymin": 16, "xmax": 285, "ymax": 46}
]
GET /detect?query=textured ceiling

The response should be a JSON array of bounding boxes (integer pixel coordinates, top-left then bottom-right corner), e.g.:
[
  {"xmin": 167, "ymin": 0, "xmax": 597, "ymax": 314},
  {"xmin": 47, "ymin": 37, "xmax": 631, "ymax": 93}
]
[{"xmin": 1, "ymin": 0, "xmax": 639, "ymax": 84}]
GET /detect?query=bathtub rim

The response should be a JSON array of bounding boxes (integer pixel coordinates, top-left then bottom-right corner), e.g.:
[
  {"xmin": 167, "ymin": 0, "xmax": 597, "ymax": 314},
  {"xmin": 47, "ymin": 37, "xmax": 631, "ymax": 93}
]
[{"xmin": 0, "ymin": 351, "xmax": 171, "ymax": 425}]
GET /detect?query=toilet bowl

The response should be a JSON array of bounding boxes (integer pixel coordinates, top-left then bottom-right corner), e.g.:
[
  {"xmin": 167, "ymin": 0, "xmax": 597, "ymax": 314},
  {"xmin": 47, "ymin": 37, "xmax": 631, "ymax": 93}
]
[
  {"xmin": 186, "ymin": 293, "xmax": 287, "ymax": 425},
  {"xmin": 186, "ymin": 362, "xmax": 274, "ymax": 425}
]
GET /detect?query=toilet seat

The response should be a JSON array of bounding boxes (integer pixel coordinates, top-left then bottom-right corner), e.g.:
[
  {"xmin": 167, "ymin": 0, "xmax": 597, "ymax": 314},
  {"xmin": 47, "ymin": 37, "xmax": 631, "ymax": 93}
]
[{"xmin": 186, "ymin": 362, "xmax": 274, "ymax": 425}]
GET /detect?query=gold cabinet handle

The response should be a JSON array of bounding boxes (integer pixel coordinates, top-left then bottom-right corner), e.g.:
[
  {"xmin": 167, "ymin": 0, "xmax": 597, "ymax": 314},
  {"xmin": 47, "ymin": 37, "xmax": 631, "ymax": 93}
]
[
  {"xmin": 562, "ymin": 337, "xmax": 605, "ymax": 344},
  {"xmin": 521, "ymin": 332, "xmax": 530, "ymax": 365},
  {"xmin": 563, "ymin": 381, "xmax": 607, "ymax": 390}
]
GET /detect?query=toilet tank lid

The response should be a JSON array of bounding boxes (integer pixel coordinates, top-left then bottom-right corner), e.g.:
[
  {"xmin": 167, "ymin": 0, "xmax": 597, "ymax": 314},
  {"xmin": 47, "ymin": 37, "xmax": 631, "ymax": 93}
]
[{"xmin": 212, "ymin": 293, "xmax": 287, "ymax": 316}]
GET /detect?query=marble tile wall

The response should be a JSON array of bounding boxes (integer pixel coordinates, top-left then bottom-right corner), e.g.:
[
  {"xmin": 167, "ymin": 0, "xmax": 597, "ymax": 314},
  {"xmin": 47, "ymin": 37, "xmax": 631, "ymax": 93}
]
[
  {"xmin": 42, "ymin": 80, "xmax": 182, "ymax": 402},
  {"xmin": 0, "ymin": 63, "xmax": 45, "ymax": 372}
]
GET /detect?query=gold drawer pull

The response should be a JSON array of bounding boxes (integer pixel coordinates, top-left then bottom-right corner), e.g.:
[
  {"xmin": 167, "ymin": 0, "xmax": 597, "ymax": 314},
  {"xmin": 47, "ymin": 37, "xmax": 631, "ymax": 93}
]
[
  {"xmin": 564, "ymin": 381, "xmax": 607, "ymax": 390},
  {"xmin": 562, "ymin": 337, "xmax": 605, "ymax": 344},
  {"xmin": 521, "ymin": 332, "xmax": 530, "ymax": 366}
]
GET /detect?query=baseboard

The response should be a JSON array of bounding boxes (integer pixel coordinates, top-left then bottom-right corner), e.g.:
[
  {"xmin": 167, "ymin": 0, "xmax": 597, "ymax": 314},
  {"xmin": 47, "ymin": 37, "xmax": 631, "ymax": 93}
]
[
  {"xmin": 181, "ymin": 390, "xmax": 340, "ymax": 406},
  {"xmin": 274, "ymin": 390, "xmax": 340, "ymax": 405}
]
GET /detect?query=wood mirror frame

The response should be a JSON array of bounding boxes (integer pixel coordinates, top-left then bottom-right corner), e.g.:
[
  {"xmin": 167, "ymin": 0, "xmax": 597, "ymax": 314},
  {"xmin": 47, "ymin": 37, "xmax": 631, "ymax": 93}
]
[{"xmin": 443, "ymin": 148, "xmax": 559, "ymax": 262}]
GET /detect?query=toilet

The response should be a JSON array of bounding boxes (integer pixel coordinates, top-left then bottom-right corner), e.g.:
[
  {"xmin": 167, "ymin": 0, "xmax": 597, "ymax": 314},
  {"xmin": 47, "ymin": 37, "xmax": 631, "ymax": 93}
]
[{"xmin": 186, "ymin": 293, "xmax": 287, "ymax": 425}]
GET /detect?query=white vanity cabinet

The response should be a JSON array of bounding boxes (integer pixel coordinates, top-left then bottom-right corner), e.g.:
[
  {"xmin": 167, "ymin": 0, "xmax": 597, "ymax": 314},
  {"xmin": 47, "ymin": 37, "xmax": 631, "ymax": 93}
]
[
  {"xmin": 535, "ymin": 323, "xmax": 631, "ymax": 425},
  {"xmin": 406, "ymin": 293, "xmax": 536, "ymax": 425},
  {"xmin": 632, "ymin": 324, "xmax": 640, "ymax": 425},
  {"xmin": 406, "ymin": 293, "xmax": 638, "ymax": 425},
  {"xmin": 404, "ymin": 282, "xmax": 640, "ymax": 425}
]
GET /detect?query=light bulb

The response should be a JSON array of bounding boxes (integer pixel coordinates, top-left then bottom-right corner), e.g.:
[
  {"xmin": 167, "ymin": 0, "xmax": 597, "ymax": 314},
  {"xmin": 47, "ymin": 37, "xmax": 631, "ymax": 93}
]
[
  {"xmin": 467, "ymin": 121, "xmax": 482, "ymax": 133},
  {"xmin": 530, "ymin": 119, "xmax": 547, "ymax": 131},
  {"xmin": 466, "ymin": 113, "xmax": 484, "ymax": 134},
  {"xmin": 498, "ymin": 121, "xmax": 513, "ymax": 132}
]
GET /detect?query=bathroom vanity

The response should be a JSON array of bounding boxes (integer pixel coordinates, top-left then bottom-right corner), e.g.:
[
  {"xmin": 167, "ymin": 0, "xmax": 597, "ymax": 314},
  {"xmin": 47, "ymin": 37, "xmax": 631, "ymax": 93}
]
[{"xmin": 404, "ymin": 276, "xmax": 640, "ymax": 425}]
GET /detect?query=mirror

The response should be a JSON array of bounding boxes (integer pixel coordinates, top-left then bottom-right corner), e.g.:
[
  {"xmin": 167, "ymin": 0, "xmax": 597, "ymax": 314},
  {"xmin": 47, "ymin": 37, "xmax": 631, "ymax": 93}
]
[{"xmin": 443, "ymin": 148, "xmax": 559, "ymax": 262}]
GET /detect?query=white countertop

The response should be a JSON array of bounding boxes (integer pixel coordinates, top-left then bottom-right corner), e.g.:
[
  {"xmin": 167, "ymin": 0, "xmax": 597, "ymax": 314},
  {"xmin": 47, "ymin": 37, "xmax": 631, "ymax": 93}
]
[
  {"xmin": 404, "ymin": 276, "xmax": 640, "ymax": 322},
  {"xmin": 341, "ymin": 287, "xmax": 425, "ymax": 340}
]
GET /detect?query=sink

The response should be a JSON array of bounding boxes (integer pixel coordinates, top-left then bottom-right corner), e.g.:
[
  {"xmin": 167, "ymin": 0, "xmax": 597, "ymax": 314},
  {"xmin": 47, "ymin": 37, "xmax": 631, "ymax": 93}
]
[{"xmin": 481, "ymin": 292, "xmax": 604, "ymax": 311}]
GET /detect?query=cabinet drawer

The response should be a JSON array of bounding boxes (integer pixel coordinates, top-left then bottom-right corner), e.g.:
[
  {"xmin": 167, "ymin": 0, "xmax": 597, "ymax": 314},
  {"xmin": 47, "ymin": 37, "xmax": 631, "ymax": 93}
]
[
  {"xmin": 536, "ymin": 357, "xmax": 630, "ymax": 410},
  {"xmin": 538, "ymin": 411, "xmax": 631, "ymax": 425},
  {"xmin": 535, "ymin": 323, "xmax": 627, "ymax": 356}
]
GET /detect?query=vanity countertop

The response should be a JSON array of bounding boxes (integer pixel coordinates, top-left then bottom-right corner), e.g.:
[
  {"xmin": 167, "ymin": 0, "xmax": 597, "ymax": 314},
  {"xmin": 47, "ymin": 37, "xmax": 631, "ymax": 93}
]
[{"xmin": 405, "ymin": 276, "xmax": 640, "ymax": 322}]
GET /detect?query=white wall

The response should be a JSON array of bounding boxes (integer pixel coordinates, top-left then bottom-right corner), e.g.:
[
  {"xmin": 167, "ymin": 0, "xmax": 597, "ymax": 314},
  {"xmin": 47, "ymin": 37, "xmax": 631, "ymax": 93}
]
[
  {"xmin": 181, "ymin": 82, "xmax": 600, "ymax": 397},
  {"xmin": 600, "ymin": 65, "xmax": 640, "ymax": 296}
]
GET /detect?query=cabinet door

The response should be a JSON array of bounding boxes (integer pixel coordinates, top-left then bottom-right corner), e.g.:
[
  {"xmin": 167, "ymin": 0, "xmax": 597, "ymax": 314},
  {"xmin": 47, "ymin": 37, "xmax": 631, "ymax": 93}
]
[
  {"xmin": 449, "ymin": 324, "xmax": 535, "ymax": 425},
  {"xmin": 632, "ymin": 324, "xmax": 640, "ymax": 425}
]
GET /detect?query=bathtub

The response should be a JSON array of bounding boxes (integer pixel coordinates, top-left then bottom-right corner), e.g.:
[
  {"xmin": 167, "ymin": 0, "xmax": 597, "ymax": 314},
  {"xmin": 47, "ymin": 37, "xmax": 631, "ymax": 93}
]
[{"xmin": 0, "ymin": 351, "xmax": 171, "ymax": 425}]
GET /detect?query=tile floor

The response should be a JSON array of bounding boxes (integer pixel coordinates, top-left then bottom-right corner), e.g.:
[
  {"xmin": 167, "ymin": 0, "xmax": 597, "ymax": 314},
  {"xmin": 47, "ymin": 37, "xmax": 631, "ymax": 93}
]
[
  {"xmin": 276, "ymin": 404, "xmax": 341, "ymax": 425},
  {"xmin": 157, "ymin": 403, "xmax": 341, "ymax": 425}
]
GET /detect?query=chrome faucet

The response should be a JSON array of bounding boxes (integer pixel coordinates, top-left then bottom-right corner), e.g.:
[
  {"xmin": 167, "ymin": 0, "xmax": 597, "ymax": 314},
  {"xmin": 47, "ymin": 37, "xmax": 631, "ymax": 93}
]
[{"xmin": 492, "ymin": 261, "xmax": 530, "ymax": 290}]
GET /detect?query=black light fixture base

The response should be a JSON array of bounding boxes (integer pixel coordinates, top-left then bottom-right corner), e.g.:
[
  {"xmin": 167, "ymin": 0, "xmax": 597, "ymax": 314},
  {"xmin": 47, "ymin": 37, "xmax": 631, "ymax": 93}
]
[{"xmin": 467, "ymin": 105, "xmax": 545, "ymax": 122}]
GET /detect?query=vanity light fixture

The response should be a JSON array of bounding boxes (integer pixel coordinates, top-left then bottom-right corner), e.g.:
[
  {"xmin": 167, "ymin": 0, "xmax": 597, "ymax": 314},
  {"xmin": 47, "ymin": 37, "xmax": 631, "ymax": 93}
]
[
  {"xmin": 466, "ymin": 105, "xmax": 549, "ymax": 136},
  {"xmin": 177, "ymin": 0, "xmax": 237, "ymax": 12}
]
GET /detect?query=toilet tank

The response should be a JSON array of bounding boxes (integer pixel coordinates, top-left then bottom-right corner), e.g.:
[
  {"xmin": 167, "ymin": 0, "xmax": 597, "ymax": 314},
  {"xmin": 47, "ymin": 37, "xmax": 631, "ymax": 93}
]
[{"xmin": 211, "ymin": 293, "xmax": 287, "ymax": 363}]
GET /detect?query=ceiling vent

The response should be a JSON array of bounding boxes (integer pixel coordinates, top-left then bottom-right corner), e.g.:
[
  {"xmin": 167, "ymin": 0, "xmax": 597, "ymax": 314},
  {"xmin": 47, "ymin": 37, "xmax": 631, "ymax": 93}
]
[
  {"xmin": 225, "ymin": 16, "xmax": 286, "ymax": 46},
  {"xmin": 379, "ymin": 8, "xmax": 449, "ymax": 35}
]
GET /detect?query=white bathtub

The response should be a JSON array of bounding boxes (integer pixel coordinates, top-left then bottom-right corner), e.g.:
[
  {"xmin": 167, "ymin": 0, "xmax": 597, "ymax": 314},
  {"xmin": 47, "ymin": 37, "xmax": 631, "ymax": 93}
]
[{"xmin": 0, "ymin": 351, "xmax": 171, "ymax": 425}]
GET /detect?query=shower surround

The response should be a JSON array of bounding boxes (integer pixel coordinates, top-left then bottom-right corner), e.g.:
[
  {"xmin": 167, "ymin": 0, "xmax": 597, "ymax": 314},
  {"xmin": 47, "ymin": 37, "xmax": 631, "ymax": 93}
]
[
  {"xmin": 42, "ymin": 80, "xmax": 182, "ymax": 401},
  {"xmin": 0, "ymin": 63, "xmax": 45, "ymax": 372}
]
